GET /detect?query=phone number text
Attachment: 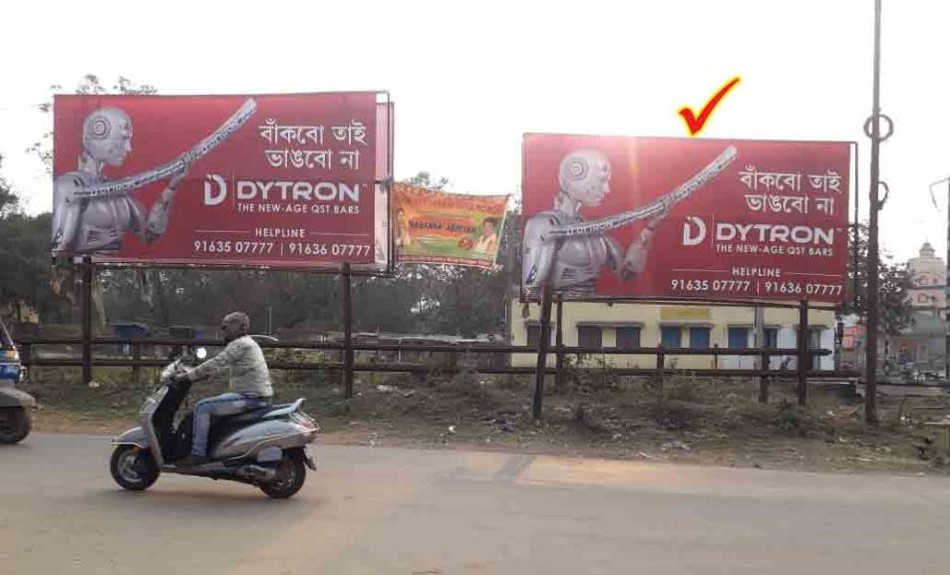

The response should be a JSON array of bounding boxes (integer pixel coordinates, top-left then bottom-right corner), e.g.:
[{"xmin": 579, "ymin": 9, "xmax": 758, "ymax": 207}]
[
  {"xmin": 669, "ymin": 278, "xmax": 843, "ymax": 297},
  {"xmin": 192, "ymin": 240, "xmax": 372, "ymax": 259},
  {"xmin": 671, "ymin": 279, "xmax": 753, "ymax": 293}
]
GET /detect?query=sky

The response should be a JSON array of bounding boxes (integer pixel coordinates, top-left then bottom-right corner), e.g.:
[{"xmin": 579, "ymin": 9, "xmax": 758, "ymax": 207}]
[{"xmin": 1, "ymin": 0, "xmax": 948, "ymax": 263}]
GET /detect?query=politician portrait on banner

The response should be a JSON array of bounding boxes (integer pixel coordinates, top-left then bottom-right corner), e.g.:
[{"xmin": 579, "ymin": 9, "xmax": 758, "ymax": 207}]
[
  {"xmin": 521, "ymin": 134, "xmax": 852, "ymax": 303},
  {"xmin": 52, "ymin": 92, "xmax": 387, "ymax": 267}
]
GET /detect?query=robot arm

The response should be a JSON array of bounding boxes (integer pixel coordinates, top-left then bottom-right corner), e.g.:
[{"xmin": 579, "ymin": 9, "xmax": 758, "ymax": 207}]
[
  {"xmin": 51, "ymin": 175, "xmax": 85, "ymax": 254},
  {"xmin": 604, "ymin": 234, "xmax": 627, "ymax": 277},
  {"xmin": 618, "ymin": 214, "xmax": 664, "ymax": 279},
  {"xmin": 143, "ymin": 186, "xmax": 175, "ymax": 242},
  {"xmin": 522, "ymin": 215, "xmax": 559, "ymax": 291},
  {"xmin": 545, "ymin": 145, "xmax": 738, "ymax": 242},
  {"xmin": 143, "ymin": 155, "xmax": 190, "ymax": 243},
  {"xmin": 71, "ymin": 99, "xmax": 256, "ymax": 201}
]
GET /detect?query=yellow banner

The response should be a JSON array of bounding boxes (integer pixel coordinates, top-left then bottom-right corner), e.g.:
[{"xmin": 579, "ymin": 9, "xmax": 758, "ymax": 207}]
[
  {"xmin": 660, "ymin": 306, "xmax": 711, "ymax": 320},
  {"xmin": 394, "ymin": 183, "xmax": 510, "ymax": 269}
]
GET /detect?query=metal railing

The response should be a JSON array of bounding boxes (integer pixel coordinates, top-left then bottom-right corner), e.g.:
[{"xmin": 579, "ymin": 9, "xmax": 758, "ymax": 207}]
[{"xmin": 17, "ymin": 336, "xmax": 857, "ymax": 409}]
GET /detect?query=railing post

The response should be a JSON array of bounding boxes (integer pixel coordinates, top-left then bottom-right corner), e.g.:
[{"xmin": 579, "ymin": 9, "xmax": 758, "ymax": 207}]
[
  {"xmin": 131, "ymin": 341, "xmax": 141, "ymax": 385},
  {"xmin": 656, "ymin": 347, "xmax": 666, "ymax": 394},
  {"xmin": 798, "ymin": 299, "xmax": 809, "ymax": 406},
  {"xmin": 342, "ymin": 263, "xmax": 354, "ymax": 398},
  {"xmin": 555, "ymin": 295, "xmax": 564, "ymax": 389},
  {"xmin": 759, "ymin": 348, "xmax": 770, "ymax": 403}
]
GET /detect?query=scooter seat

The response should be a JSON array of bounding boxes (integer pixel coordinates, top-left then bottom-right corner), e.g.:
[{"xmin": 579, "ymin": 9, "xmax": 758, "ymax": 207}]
[{"xmin": 229, "ymin": 398, "xmax": 305, "ymax": 424}]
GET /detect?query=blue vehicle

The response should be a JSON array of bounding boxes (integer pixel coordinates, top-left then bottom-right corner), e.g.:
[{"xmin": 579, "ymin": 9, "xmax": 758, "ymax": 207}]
[{"xmin": 0, "ymin": 319, "xmax": 34, "ymax": 444}]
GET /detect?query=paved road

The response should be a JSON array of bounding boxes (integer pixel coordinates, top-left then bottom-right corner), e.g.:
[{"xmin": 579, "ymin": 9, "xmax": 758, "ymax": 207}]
[{"xmin": 2, "ymin": 434, "xmax": 950, "ymax": 574}]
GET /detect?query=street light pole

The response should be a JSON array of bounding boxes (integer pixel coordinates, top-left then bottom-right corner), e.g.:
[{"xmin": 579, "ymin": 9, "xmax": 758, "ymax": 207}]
[
  {"xmin": 930, "ymin": 177, "xmax": 950, "ymax": 380},
  {"xmin": 863, "ymin": 0, "xmax": 895, "ymax": 425},
  {"xmin": 945, "ymin": 179, "xmax": 950, "ymax": 381}
]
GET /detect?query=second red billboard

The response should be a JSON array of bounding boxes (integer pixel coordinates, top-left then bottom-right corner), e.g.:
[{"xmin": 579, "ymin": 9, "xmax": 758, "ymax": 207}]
[
  {"xmin": 522, "ymin": 134, "xmax": 852, "ymax": 303},
  {"xmin": 52, "ymin": 92, "xmax": 391, "ymax": 267}
]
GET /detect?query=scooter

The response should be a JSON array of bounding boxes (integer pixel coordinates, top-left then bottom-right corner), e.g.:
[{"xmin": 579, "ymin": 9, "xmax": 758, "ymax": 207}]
[
  {"xmin": 110, "ymin": 346, "xmax": 319, "ymax": 499},
  {"xmin": 0, "ymin": 320, "xmax": 34, "ymax": 445}
]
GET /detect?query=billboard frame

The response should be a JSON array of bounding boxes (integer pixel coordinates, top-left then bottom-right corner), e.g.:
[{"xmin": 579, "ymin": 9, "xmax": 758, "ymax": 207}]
[
  {"xmin": 52, "ymin": 90, "xmax": 395, "ymax": 273},
  {"xmin": 519, "ymin": 132, "xmax": 859, "ymax": 305}
]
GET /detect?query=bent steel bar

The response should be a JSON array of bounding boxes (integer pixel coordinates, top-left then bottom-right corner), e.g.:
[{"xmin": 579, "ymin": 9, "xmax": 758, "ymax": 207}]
[
  {"xmin": 542, "ymin": 145, "xmax": 738, "ymax": 241},
  {"xmin": 74, "ymin": 98, "xmax": 258, "ymax": 199}
]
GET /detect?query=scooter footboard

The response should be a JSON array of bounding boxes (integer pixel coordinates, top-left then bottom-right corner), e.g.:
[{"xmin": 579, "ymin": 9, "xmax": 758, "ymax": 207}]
[
  {"xmin": 210, "ymin": 420, "xmax": 316, "ymax": 461},
  {"xmin": 0, "ymin": 387, "xmax": 36, "ymax": 408}
]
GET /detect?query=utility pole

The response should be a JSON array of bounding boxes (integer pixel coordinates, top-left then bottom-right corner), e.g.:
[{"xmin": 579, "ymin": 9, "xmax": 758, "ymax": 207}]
[
  {"xmin": 944, "ymin": 179, "xmax": 950, "ymax": 382},
  {"xmin": 930, "ymin": 177, "xmax": 950, "ymax": 380},
  {"xmin": 863, "ymin": 0, "xmax": 894, "ymax": 425}
]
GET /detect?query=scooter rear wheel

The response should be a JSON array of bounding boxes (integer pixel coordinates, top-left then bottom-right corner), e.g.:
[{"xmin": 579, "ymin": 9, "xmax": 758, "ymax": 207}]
[
  {"xmin": 259, "ymin": 452, "xmax": 307, "ymax": 499},
  {"xmin": 0, "ymin": 406, "xmax": 31, "ymax": 444},
  {"xmin": 110, "ymin": 445, "xmax": 160, "ymax": 491}
]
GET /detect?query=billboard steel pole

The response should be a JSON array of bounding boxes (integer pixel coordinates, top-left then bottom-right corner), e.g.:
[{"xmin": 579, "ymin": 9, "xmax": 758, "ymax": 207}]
[
  {"xmin": 798, "ymin": 299, "xmax": 809, "ymax": 406},
  {"xmin": 532, "ymin": 288, "xmax": 553, "ymax": 420},
  {"xmin": 555, "ymin": 295, "xmax": 564, "ymax": 390},
  {"xmin": 81, "ymin": 257, "xmax": 93, "ymax": 386}
]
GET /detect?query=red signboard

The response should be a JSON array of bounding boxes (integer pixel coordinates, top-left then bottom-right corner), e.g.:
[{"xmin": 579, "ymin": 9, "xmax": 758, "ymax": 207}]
[
  {"xmin": 52, "ymin": 92, "xmax": 387, "ymax": 267},
  {"xmin": 842, "ymin": 324, "xmax": 863, "ymax": 350},
  {"xmin": 522, "ymin": 134, "xmax": 852, "ymax": 302}
]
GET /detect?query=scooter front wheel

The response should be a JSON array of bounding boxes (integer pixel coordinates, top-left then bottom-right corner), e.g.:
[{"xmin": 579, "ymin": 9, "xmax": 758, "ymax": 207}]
[
  {"xmin": 0, "ymin": 406, "xmax": 31, "ymax": 444},
  {"xmin": 110, "ymin": 445, "xmax": 159, "ymax": 491}
]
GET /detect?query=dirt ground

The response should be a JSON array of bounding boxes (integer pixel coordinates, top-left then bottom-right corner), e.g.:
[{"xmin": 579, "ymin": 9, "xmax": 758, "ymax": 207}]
[{"xmin": 19, "ymin": 363, "xmax": 950, "ymax": 475}]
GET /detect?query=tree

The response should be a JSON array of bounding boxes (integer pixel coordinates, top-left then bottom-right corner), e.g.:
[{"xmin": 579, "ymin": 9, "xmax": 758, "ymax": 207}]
[
  {"xmin": 0, "ymin": 156, "xmax": 19, "ymax": 218},
  {"xmin": 841, "ymin": 222, "xmax": 914, "ymax": 336},
  {"xmin": 0, "ymin": 155, "xmax": 65, "ymax": 322},
  {"xmin": 347, "ymin": 171, "xmax": 518, "ymax": 338}
]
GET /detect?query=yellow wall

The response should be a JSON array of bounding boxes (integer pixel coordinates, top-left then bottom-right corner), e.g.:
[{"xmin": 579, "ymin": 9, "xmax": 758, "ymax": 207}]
[{"xmin": 509, "ymin": 299, "xmax": 835, "ymax": 370}]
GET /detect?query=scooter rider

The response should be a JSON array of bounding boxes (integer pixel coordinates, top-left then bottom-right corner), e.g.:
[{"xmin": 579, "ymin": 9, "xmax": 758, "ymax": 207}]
[{"xmin": 173, "ymin": 312, "xmax": 273, "ymax": 467}]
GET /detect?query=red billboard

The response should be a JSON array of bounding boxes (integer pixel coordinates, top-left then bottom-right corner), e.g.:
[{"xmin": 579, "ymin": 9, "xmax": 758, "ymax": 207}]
[
  {"xmin": 52, "ymin": 92, "xmax": 390, "ymax": 267},
  {"xmin": 522, "ymin": 134, "xmax": 852, "ymax": 303}
]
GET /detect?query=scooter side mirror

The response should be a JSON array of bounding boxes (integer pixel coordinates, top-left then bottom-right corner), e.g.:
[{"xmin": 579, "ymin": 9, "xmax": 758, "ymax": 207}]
[{"xmin": 195, "ymin": 347, "xmax": 208, "ymax": 360}]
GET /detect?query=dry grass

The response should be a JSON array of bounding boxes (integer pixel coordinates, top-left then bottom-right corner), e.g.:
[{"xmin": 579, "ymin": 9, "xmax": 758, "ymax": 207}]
[{"xmin": 21, "ymin": 365, "xmax": 950, "ymax": 474}]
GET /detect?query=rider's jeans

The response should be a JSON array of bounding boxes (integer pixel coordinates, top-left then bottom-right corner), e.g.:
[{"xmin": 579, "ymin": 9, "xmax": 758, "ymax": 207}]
[{"xmin": 191, "ymin": 392, "xmax": 265, "ymax": 457}]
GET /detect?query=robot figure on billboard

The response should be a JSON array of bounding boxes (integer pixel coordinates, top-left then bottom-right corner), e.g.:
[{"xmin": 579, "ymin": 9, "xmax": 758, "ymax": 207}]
[
  {"xmin": 522, "ymin": 146, "xmax": 738, "ymax": 297},
  {"xmin": 522, "ymin": 149, "xmax": 660, "ymax": 297},
  {"xmin": 51, "ymin": 107, "xmax": 193, "ymax": 255},
  {"xmin": 51, "ymin": 98, "xmax": 257, "ymax": 256}
]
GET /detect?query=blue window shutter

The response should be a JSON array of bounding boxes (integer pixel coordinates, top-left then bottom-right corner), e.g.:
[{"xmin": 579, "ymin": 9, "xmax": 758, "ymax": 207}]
[{"xmin": 661, "ymin": 326, "xmax": 682, "ymax": 348}]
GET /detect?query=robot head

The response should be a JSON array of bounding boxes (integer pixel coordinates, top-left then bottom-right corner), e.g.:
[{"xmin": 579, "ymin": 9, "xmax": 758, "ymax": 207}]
[
  {"xmin": 82, "ymin": 107, "xmax": 133, "ymax": 167},
  {"xmin": 558, "ymin": 149, "xmax": 611, "ymax": 206}
]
